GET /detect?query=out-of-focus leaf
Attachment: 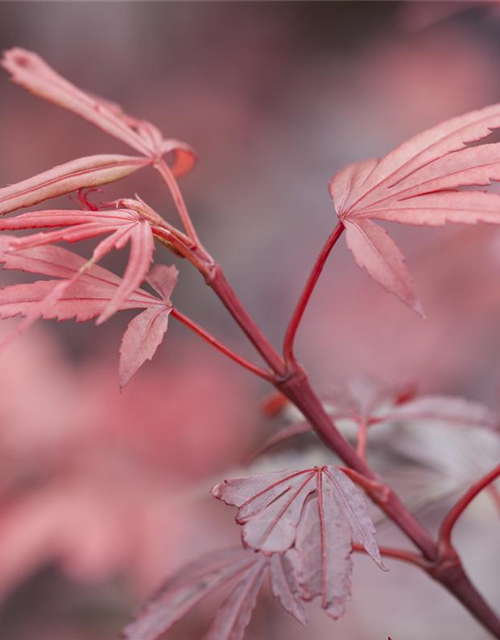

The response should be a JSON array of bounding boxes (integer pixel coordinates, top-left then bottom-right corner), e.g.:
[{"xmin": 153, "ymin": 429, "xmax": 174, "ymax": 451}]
[{"xmin": 122, "ymin": 549, "xmax": 263, "ymax": 640}]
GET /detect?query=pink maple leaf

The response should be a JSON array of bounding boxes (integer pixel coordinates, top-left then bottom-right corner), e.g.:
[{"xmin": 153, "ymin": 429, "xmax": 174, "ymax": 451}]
[
  {"xmin": 329, "ymin": 104, "xmax": 500, "ymax": 315},
  {"xmin": 0, "ymin": 244, "xmax": 177, "ymax": 387},
  {"xmin": 211, "ymin": 465, "xmax": 383, "ymax": 619},
  {"xmin": 123, "ymin": 548, "xmax": 305, "ymax": 640},
  {"xmin": 0, "ymin": 205, "xmax": 158, "ymax": 324},
  {"xmin": 1, "ymin": 48, "xmax": 197, "ymax": 172},
  {"xmin": 0, "ymin": 154, "xmax": 152, "ymax": 217}
]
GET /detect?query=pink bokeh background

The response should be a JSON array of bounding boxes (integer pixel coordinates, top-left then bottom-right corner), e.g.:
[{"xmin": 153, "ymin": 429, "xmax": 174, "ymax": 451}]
[{"xmin": 0, "ymin": 2, "xmax": 499, "ymax": 639}]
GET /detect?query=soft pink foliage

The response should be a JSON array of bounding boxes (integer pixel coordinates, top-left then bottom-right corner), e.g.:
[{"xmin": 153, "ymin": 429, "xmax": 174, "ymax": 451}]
[
  {"xmin": 0, "ymin": 244, "xmax": 177, "ymax": 386},
  {"xmin": 212, "ymin": 466, "xmax": 383, "ymax": 617},
  {"xmin": 123, "ymin": 549, "xmax": 301, "ymax": 640},
  {"xmin": 0, "ymin": 154, "xmax": 150, "ymax": 215},
  {"xmin": 256, "ymin": 379, "xmax": 499, "ymax": 457},
  {"xmin": 329, "ymin": 106, "xmax": 500, "ymax": 314},
  {"xmin": 1, "ymin": 48, "xmax": 197, "ymax": 170},
  {"xmin": 0, "ymin": 327, "xmax": 254, "ymax": 602},
  {"xmin": 0, "ymin": 36, "xmax": 499, "ymax": 640},
  {"xmin": 0, "ymin": 48, "xmax": 196, "ymax": 377}
]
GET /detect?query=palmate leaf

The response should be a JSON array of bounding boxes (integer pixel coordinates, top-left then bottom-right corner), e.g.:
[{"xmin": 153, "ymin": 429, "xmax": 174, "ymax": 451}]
[
  {"xmin": 212, "ymin": 465, "xmax": 383, "ymax": 620},
  {"xmin": 125, "ymin": 467, "xmax": 382, "ymax": 640},
  {"xmin": 0, "ymin": 207, "xmax": 157, "ymax": 323},
  {"xmin": 2, "ymin": 48, "xmax": 197, "ymax": 173},
  {"xmin": 0, "ymin": 244, "xmax": 177, "ymax": 386},
  {"xmin": 329, "ymin": 104, "xmax": 500, "ymax": 315},
  {"xmin": 122, "ymin": 548, "xmax": 305, "ymax": 640}
]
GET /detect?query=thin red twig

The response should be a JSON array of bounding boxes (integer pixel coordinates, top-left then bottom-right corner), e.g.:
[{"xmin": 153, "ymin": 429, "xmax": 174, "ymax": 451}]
[
  {"xmin": 440, "ymin": 464, "xmax": 500, "ymax": 547},
  {"xmin": 155, "ymin": 179, "xmax": 500, "ymax": 637},
  {"xmin": 171, "ymin": 308, "xmax": 274, "ymax": 381},
  {"xmin": 283, "ymin": 222, "xmax": 344, "ymax": 366}
]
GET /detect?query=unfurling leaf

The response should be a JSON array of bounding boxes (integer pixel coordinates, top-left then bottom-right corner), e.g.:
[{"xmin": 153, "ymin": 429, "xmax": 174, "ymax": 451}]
[
  {"xmin": 212, "ymin": 465, "xmax": 383, "ymax": 620},
  {"xmin": 2, "ymin": 48, "xmax": 197, "ymax": 173},
  {"xmin": 0, "ymin": 155, "xmax": 150, "ymax": 216},
  {"xmin": 255, "ymin": 378, "xmax": 499, "ymax": 461},
  {"xmin": 329, "ymin": 104, "xmax": 500, "ymax": 314}
]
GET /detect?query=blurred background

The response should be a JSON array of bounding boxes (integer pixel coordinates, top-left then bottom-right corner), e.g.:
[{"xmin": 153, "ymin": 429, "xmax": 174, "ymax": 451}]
[{"xmin": 0, "ymin": 2, "xmax": 499, "ymax": 639}]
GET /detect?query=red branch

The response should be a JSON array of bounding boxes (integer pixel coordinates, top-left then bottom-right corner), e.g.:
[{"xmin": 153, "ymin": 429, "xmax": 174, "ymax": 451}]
[
  {"xmin": 171, "ymin": 308, "xmax": 273, "ymax": 381},
  {"xmin": 440, "ymin": 464, "xmax": 500, "ymax": 547},
  {"xmin": 283, "ymin": 222, "xmax": 344, "ymax": 366},
  {"xmin": 154, "ymin": 195, "xmax": 500, "ymax": 638}
]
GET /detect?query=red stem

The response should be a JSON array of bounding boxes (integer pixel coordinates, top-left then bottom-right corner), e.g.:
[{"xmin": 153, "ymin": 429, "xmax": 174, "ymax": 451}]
[
  {"xmin": 171, "ymin": 308, "xmax": 273, "ymax": 381},
  {"xmin": 153, "ymin": 193, "xmax": 500, "ymax": 637},
  {"xmin": 440, "ymin": 464, "xmax": 500, "ymax": 547},
  {"xmin": 283, "ymin": 222, "xmax": 344, "ymax": 366},
  {"xmin": 205, "ymin": 268, "xmax": 500, "ymax": 638},
  {"xmin": 207, "ymin": 265, "xmax": 286, "ymax": 376}
]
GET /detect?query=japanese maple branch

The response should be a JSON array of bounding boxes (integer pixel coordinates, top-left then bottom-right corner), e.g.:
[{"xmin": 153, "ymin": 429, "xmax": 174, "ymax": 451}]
[
  {"xmin": 440, "ymin": 464, "xmax": 500, "ymax": 548},
  {"xmin": 283, "ymin": 221, "xmax": 344, "ymax": 367},
  {"xmin": 171, "ymin": 308, "xmax": 274, "ymax": 381},
  {"xmin": 153, "ymin": 183, "xmax": 500, "ymax": 637},
  {"xmin": 204, "ymin": 261, "xmax": 500, "ymax": 639}
]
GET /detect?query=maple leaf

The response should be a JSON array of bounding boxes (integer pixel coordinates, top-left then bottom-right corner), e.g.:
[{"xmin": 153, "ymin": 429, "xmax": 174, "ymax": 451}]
[
  {"xmin": 0, "ymin": 206, "xmax": 157, "ymax": 324},
  {"xmin": 320, "ymin": 377, "xmax": 500, "ymax": 434},
  {"xmin": 0, "ymin": 244, "xmax": 177, "ymax": 386},
  {"xmin": 255, "ymin": 379, "xmax": 500, "ymax": 521},
  {"xmin": 256, "ymin": 378, "xmax": 499, "ymax": 459},
  {"xmin": 122, "ymin": 548, "xmax": 305, "ymax": 640},
  {"xmin": 2, "ymin": 48, "xmax": 197, "ymax": 172},
  {"xmin": 211, "ymin": 465, "xmax": 383, "ymax": 619},
  {"xmin": 0, "ymin": 154, "xmax": 152, "ymax": 217},
  {"xmin": 329, "ymin": 104, "xmax": 500, "ymax": 315}
]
